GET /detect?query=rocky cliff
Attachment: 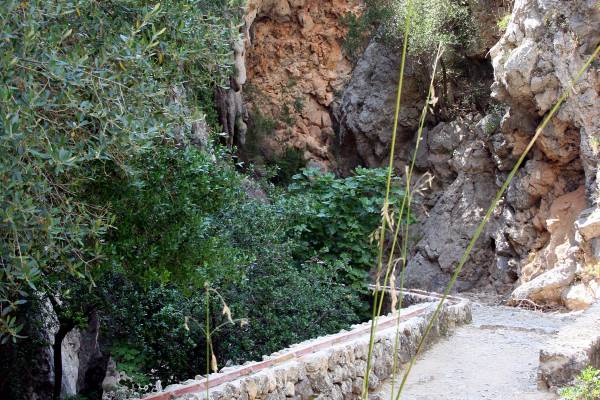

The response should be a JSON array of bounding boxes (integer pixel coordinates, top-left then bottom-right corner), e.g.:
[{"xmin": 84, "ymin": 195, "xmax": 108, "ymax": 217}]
[
  {"xmin": 218, "ymin": 0, "xmax": 361, "ymax": 171},
  {"xmin": 231, "ymin": 0, "xmax": 600, "ymax": 310},
  {"xmin": 402, "ymin": 0, "xmax": 599, "ymax": 309},
  {"xmin": 404, "ymin": 0, "xmax": 600, "ymax": 309},
  {"xmin": 491, "ymin": 0, "xmax": 600, "ymax": 309}
]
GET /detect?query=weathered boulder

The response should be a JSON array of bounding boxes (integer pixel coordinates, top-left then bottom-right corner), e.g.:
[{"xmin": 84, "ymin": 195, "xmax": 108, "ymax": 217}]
[
  {"xmin": 405, "ymin": 120, "xmax": 504, "ymax": 292},
  {"xmin": 334, "ymin": 41, "xmax": 423, "ymax": 168},
  {"xmin": 538, "ymin": 302, "xmax": 600, "ymax": 389},
  {"xmin": 575, "ymin": 208, "xmax": 600, "ymax": 242}
]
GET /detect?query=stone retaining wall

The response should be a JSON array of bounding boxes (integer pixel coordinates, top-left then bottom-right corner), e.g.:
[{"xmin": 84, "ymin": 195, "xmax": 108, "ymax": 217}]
[
  {"xmin": 538, "ymin": 301, "xmax": 600, "ymax": 389},
  {"xmin": 143, "ymin": 290, "xmax": 471, "ymax": 400}
]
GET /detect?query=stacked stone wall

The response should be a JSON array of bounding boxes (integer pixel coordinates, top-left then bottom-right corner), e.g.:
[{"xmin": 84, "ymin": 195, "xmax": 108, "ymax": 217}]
[{"xmin": 143, "ymin": 291, "xmax": 471, "ymax": 400}]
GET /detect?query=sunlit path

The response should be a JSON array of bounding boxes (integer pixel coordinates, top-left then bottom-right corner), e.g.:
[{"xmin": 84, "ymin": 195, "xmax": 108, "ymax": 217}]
[{"xmin": 376, "ymin": 303, "xmax": 576, "ymax": 400}]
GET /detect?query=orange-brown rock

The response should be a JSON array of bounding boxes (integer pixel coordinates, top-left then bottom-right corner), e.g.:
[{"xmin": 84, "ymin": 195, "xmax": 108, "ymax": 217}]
[{"xmin": 243, "ymin": 0, "xmax": 361, "ymax": 169}]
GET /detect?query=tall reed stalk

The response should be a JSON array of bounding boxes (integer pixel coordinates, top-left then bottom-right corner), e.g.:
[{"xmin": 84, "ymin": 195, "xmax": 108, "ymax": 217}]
[
  {"xmin": 390, "ymin": 42, "xmax": 600, "ymax": 400},
  {"xmin": 388, "ymin": 43, "xmax": 443, "ymax": 397},
  {"xmin": 185, "ymin": 284, "xmax": 245, "ymax": 400},
  {"xmin": 361, "ymin": 0, "xmax": 413, "ymax": 397}
]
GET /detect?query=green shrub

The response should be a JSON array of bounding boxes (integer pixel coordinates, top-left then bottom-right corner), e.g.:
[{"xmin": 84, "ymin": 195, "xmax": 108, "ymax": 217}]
[
  {"xmin": 99, "ymin": 278, "xmax": 203, "ymax": 387},
  {"xmin": 286, "ymin": 167, "xmax": 406, "ymax": 290},
  {"xmin": 280, "ymin": 104, "xmax": 295, "ymax": 126},
  {"xmin": 341, "ymin": 0, "xmax": 395, "ymax": 59},
  {"xmin": 88, "ymin": 145, "xmax": 244, "ymax": 287},
  {"xmin": 560, "ymin": 367, "xmax": 600, "ymax": 400},
  {"xmin": 270, "ymin": 147, "xmax": 307, "ymax": 185},
  {"xmin": 244, "ymin": 109, "xmax": 277, "ymax": 162},
  {"xmin": 343, "ymin": 0, "xmax": 476, "ymax": 60},
  {"xmin": 214, "ymin": 200, "xmax": 362, "ymax": 363},
  {"xmin": 497, "ymin": 14, "xmax": 511, "ymax": 32},
  {"xmin": 294, "ymin": 97, "xmax": 305, "ymax": 113},
  {"xmin": 0, "ymin": 0, "xmax": 242, "ymax": 342},
  {"xmin": 86, "ymin": 147, "xmax": 362, "ymax": 388},
  {"xmin": 97, "ymin": 173, "xmax": 361, "ymax": 390}
]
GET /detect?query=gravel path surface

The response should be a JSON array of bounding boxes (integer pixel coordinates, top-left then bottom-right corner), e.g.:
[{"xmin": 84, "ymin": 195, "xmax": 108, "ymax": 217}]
[{"xmin": 376, "ymin": 303, "xmax": 578, "ymax": 400}]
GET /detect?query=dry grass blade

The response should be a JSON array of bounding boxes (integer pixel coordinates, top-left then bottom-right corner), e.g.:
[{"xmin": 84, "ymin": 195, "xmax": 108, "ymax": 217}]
[
  {"xmin": 387, "ymin": 42, "xmax": 444, "ymax": 398},
  {"xmin": 361, "ymin": 1, "xmax": 414, "ymax": 397},
  {"xmin": 393, "ymin": 42, "xmax": 600, "ymax": 400}
]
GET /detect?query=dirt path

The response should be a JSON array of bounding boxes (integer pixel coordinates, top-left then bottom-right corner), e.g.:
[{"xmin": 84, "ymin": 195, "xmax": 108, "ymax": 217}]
[{"xmin": 376, "ymin": 302, "xmax": 578, "ymax": 400}]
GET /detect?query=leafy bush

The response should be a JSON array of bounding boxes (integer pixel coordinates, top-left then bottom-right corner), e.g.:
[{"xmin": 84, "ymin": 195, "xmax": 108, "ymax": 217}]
[
  {"xmin": 88, "ymin": 145, "xmax": 244, "ymax": 287},
  {"xmin": 99, "ymin": 278, "xmax": 203, "ymax": 386},
  {"xmin": 214, "ymin": 200, "xmax": 362, "ymax": 363},
  {"xmin": 286, "ymin": 168, "xmax": 406, "ymax": 289},
  {"xmin": 560, "ymin": 367, "xmax": 600, "ymax": 400},
  {"xmin": 0, "ymin": 0, "xmax": 242, "ymax": 341},
  {"xmin": 497, "ymin": 14, "xmax": 511, "ymax": 32},
  {"xmin": 343, "ymin": 0, "xmax": 476, "ymax": 59},
  {"xmin": 269, "ymin": 147, "xmax": 307, "ymax": 185},
  {"xmin": 85, "ymin": 156, "xmax": 363, "ymax": 387},
  {"xmin": 341, "ymin": 0, "xmax": 396, "ymax": 59}
]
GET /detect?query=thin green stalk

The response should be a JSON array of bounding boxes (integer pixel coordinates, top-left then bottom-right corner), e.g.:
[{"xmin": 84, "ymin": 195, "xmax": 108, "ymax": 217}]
[
  {"xmin": 361, "ymin": 1, "xmax": 413, "ymax": 397},
  {"xmin": 389, "ymin": 44, "xmax": 443, "ymax": 397},
  {"xmin": 393, "ymin": 43, "xmax": 600, "ymax": 400},
  {"xmin": 389, "ymin": 196, "xmax": 412, "ymax": 396}
]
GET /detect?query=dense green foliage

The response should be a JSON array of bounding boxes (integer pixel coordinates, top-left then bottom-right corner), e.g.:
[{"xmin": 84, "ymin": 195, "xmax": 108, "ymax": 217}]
[
  {"xmin": 1, "ymin": 0, "xmax": 405, "ymax": 396},
  {"xmin": 497, "ymin": 14, "xmax": 512, "ymax": 32},
  {"xmin": 341, "ymin": 0, "xmax": 396, "ymax": 60},
  {"xmin": 90, "ymin": 148, "xmax": 371, "ymax": 388},
  {"xmin": 90, "ymin": 146, "xmax": 244, "ymax": 287},
  {"xmin": 343, "ymin": 0, "xmax": 476, "ymax": 59},
  {"xmin": 287, "ymin": 168, "xmax": 406, "ymax": 290},
  {"xmin": 559, "ymin": 367, "xmax": 600, "ymax": 400},
  {"xmin": 0, "ymin": 0, "xmax": 242, "ymax": 342},
  {"xmin": 243, "ymin": 108, "xmax": 307, "ymax": 185}
]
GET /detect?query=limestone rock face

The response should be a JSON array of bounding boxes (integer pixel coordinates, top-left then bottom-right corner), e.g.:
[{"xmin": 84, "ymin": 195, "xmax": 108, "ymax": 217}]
[
  {"xmin": 221, "ymin": 0, "xmax": 361, "ymax": 171},
  {"xmin": 375, "ymin": 0, "xmax": 600, "ymax": 308},
  {"xmin": 489, "ymin": 0, "xmax": 600, "ymax": 309},
  {"xmin": 405, "ymin": 120, "xmax": 504, "ymax": 292},
  {"xmin": 334, "ymin": 41, "xmax": 424, "ymax": 169}
]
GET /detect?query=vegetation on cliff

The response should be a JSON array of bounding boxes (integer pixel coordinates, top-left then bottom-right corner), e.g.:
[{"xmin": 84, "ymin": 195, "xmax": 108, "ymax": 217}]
[
  {"xmin": 343, "ymin": 0, "xmax": 476, "ymax": 60},
  {"xmin": 0, "ymin": 1, "xmax": 405, "ymax": 396}
]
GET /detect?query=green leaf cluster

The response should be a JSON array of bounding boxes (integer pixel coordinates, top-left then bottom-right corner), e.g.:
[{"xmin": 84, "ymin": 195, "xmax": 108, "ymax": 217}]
[
  {"xmin": 286, "ymin": 167, "xmax": 407, "ymax": 290},
  {"xmin": 343, "ymin": 0, "xmax": 476, "ymax": 60},
  {"xmin": 86, "ymin": 148, "xmax": 363, "ymax": 388},
  {"xmin": 560, "ymin": 367, "xmax": 600, "ymax": 400},
  {"xmin": 0, "ymin": 0, "xmax": 242, "ymax": 341}
]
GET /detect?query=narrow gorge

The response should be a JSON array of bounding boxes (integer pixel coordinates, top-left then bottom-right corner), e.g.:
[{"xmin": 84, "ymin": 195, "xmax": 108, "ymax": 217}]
[
  {"xmin": 221, "ymin": 0, "xmax": 600, "ymax": 311},
  {"xmin": 1, "ymin": 1, "xmax": 599, "ymax": 399}
]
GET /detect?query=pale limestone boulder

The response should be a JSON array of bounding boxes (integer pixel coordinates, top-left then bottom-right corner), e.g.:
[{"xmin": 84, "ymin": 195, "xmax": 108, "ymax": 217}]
[
  {"xmin": 575, "ymin": 208, "xmax": 600, "ymax": 241},
  {"xmin": 562, "ymin": 282, "xmax": 597, "ymax": 311}
]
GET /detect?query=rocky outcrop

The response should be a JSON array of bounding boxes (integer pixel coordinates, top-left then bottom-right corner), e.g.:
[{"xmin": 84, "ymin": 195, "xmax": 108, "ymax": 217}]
[
  {"xmin": 405, "ymin": 119, "xmax": 506, "ymax": 292},
  {"xmin": 0, "ymin": 300, "xmax": 108, "ymax": 400},
  {"xmin": 374, "ymin": 0, "xmax": 600, "ymax": 309},
  {"xmin": 61, "ymin": 312, "xmax": 108, "ymax": 399},
  {"xmin": 333, "ymin": 0, "xmax": 507, "ymax": 172},
  {"xmin": 490, "ymin": 0, "xmax": 600, "ymax": 309},
  {"xmin": 219, "ymin": 0, "xmax": 361, "ymax": 171},
  {"xmin": 334, "ymin": 41, "xmax": 424, "ymax": 170},
  {"xmin": 538, "ymin": 301, "xmax": 600, "ymax": 389}
]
